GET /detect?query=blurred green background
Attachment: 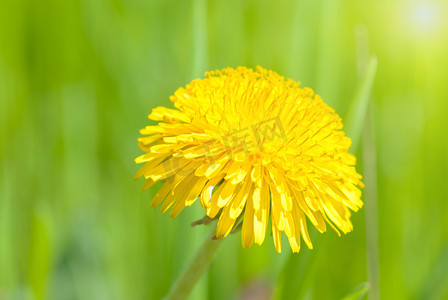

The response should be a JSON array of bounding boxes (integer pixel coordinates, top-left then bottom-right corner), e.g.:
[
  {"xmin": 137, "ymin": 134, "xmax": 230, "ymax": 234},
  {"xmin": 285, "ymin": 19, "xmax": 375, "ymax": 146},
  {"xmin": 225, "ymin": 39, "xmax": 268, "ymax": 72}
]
[{"xmin": 1, "ymin": 0, "xmax": 448, "ymax": 299}]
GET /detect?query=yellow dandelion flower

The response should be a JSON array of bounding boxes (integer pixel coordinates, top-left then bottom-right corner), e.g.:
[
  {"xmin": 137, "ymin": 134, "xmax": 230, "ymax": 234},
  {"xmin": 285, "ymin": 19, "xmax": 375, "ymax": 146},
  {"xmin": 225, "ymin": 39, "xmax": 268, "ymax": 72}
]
[{"xmin": 135, "ymin": 66, "xmax": 363, "ymax": 253}]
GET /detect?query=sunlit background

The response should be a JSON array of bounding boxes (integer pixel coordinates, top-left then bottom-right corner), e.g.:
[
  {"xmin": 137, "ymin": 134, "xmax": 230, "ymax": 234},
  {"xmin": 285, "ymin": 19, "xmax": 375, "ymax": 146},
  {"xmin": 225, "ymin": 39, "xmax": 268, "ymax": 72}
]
[{"xmin": 1, "ymin": 0, "xmax": 448, "ymax": 299}]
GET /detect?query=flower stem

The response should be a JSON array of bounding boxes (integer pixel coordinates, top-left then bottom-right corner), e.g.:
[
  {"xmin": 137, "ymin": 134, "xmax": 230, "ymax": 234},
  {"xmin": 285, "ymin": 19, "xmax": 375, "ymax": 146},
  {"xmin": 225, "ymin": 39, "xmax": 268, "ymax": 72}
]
[{"xmin": 164, "ymin": 228, "xmax": 222, "ymax": 300}]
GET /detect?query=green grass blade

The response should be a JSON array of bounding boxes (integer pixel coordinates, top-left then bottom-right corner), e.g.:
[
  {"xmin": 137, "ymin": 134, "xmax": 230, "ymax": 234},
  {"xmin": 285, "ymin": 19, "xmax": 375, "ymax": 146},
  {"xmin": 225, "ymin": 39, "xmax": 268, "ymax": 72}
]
[
  {"xmin": 344, "ymin": 57, "xmax": 378, "ymax": 152},
  {"xmin": 341, "ymin": 282, "xmax": 370, "ymax": 300}
]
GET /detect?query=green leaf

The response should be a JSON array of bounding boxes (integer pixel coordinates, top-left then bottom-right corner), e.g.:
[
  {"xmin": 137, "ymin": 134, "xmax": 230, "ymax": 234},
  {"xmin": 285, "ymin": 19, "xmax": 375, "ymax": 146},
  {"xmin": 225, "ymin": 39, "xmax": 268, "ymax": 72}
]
[
  {"xmin": 344, "ymin": 56, "xmax": 378, "ymax": 153},
  {"xmin": 341, "ymin": 282, "xmax": 370, "ymax": 300}
]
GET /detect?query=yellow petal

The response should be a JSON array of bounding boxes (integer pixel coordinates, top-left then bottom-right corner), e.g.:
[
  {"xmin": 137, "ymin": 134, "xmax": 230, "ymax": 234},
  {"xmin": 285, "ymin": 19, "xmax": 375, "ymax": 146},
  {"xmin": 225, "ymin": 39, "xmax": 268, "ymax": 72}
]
[
  {"xmin": 216, "ymin": 205, "xmax": 237, "ymax": 239},
  {"xmin": 253, "ymin": 179, "xmax": 270, "ymax": 245},
  {"xmin": 134, "ymin": 155, "xmax": 168, "ymax": 180},
  {"xmin": 142, "ymin": 179, "xmax": 156, "ymax": 191},
  {"xmin": 151, "ymin": 177, "xmax": 174, "ymax": 208},
  {"xmin": 250, "ymin": 163, "xmax": 261, "ymax": 182},
  {"xmin": 271, "ymin": 213, "xmax": 282, "ymax": 253},
  {"xmin": 270, "ymin": 184, "xmax": 286, "ymax": 232},
  {"xmin": 229, "ymin": 181, "xmax": 252, "ymax": 219},
  {"xmin": 241, "ymin": 185, "xmax": 256, "ymax": 249}
]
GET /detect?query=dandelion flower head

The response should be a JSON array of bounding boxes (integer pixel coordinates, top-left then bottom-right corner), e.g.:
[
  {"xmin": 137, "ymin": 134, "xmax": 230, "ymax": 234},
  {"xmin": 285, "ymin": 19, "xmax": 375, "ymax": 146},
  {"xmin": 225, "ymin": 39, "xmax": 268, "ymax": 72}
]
[{"xmin": 135, "ymin": 66, "xmax": 363, "ymax": 253}]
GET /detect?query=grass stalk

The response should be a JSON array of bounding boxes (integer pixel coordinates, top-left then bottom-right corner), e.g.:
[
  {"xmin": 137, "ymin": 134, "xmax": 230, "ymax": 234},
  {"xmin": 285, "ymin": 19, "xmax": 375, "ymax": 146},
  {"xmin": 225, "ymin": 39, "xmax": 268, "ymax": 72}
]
[{"xmin": 164, "ymin": 228, "xmax": 222, "ymax": 300}]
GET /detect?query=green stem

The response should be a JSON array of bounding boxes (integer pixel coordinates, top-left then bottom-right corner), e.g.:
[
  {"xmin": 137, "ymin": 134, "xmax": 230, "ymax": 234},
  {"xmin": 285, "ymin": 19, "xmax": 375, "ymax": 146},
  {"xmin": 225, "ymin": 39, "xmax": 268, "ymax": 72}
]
[
  {"xmin": 354, "ymin": 25, "xmax": 380, "ymax": 300},
  {"xmin": 363, "ymin": 106, "xmax": 380, "ymax": 300},
  {"xmin": 344, "ymin": 56, "xmax": 377, "ymax": 152},
  {"xmin": 164, "ymin": 228, "xmax": 223, "ymax": 300}
]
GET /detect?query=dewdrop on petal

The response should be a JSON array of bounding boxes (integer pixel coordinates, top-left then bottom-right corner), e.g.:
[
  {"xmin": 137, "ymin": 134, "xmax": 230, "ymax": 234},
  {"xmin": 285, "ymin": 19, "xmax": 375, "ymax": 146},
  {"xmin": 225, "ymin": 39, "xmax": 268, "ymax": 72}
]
[{"xmin": 135, "ymin": 66, "xmax": 364, "ymax": 253}]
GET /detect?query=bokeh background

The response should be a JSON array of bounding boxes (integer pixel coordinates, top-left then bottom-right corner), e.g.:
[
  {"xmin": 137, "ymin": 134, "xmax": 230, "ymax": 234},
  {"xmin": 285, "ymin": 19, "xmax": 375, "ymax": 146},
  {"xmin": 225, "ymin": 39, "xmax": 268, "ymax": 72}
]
[{"xmin": 1, "ymin": 0, "xmax": 448, "ymax": 299}]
